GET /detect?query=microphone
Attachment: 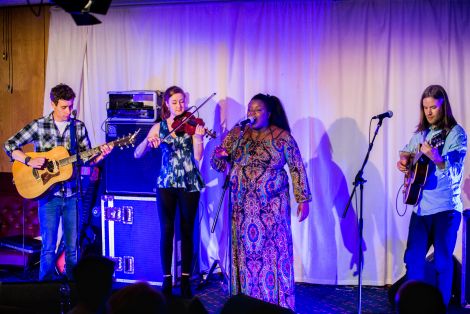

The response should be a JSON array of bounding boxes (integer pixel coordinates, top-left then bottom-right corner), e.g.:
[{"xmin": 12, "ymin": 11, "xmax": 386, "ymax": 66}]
[
  {"xmin": 71, "ymin": 109, "xmax": 78, "ymax": 118},
  {"xmin": 372, "ymin": 110, "xmax": 393, "ymax": 120},
  {"xmin": 238, "ymin": 117, "xmax": 255, "ymax": 127}
]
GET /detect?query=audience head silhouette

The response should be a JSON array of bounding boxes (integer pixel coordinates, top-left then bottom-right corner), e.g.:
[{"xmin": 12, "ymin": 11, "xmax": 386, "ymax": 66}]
[
  {"xmin": 108, "ymin": 282, "xmax": 168, "ymax": 314},
  {"xmin": 71, "ymin": 255, "xmax": 115, "ymax": 314},
  {"xmin": 395, "ymin": 280, "xmax": 446, "ymax": 314}
]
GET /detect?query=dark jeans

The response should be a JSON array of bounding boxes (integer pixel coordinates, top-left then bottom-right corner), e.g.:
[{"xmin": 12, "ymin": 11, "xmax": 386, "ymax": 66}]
[
  {"xmin": 404, "ymin": 210, "xmax": 461, "ymax": 305},
  {"xmin": 156, "ymin": 188, "xmax": 200, "ymax": 275}
]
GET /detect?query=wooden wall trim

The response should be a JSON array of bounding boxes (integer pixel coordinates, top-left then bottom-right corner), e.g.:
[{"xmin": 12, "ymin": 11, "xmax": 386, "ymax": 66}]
[{"xmin": 0, "ymin": 5, "xmax": 51, "ymax": 172}]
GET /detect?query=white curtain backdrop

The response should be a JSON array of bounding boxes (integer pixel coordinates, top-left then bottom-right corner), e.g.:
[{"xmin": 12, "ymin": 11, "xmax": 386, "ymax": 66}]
[{"xmin": 44, "ymin": 0, "xmax": 470, "ymax": 285}]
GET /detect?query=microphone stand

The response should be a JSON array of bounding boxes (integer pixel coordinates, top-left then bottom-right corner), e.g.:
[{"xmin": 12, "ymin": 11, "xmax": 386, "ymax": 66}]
[
  {"xmin": 199, "ymin": 124, "xmax": 247, "ymax": 295},
  {"xmin": 69, "ymin": 113, "xmax": 82, "ymax": 276},
  {"xmin": 342, "ymin": 117, "xmax": 386, "ymax": 314}
]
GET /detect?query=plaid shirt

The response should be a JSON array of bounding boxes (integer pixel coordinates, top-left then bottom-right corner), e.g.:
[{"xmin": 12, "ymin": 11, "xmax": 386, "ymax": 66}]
[{"xmin": 4, "ymin": 112, "xmax": 92, "ymax": 197}]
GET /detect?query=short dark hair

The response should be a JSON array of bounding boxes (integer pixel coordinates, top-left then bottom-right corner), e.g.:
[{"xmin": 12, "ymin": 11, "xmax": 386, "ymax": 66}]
[
  {"xmin": 416, "ymin": 84, "xmax": 457, "ymax": 132},
  {"xmin": 50, "ymin": 83, "xmax": 76, "ymax": 105}
]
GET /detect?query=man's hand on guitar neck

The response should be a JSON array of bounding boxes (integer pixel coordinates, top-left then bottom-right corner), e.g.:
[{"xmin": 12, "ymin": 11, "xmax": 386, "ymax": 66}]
[
  {"xmin": 90, "ymin": 143, "xmax": 114, "ymax": 165},
  {"xmin": 420, "ymin": 142, "xmax": 445, "ymax": 169}
]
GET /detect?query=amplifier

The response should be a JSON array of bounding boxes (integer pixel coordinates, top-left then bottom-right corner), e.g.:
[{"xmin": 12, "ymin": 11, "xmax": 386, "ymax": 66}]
[
  {"xmin": 105, "ymin": 121, "xmax": 161, "ymax": 195},
  {"xmin": 107, "ymin": 90, "xmax": 163, "ymax": 122},
  {"xmin": 107, "ymin": 108, "xmax": 156, "ymax": 120}
]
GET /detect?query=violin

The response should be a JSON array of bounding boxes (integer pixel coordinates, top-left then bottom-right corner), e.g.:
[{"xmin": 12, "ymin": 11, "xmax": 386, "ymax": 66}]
[{"xmin": 171, "ymin": 112, "xmax": 216, "ymax": 139}]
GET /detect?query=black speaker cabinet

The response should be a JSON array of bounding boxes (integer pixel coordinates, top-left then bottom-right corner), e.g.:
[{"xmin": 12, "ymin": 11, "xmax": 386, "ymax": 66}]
[
  {"xmin": 105, "ymin": 121, "xmax": 161, "ymax": 195},
  {"xmin": 462, "ymin": 209, "xmax": 470, "ymax": 307},
  {"xmin": 388, "ymin": 254, "xmax": 461, "ymax": 307},
  {"xmin": 0, "ymin": 281, "xmax": 77, "ymax": 314}
]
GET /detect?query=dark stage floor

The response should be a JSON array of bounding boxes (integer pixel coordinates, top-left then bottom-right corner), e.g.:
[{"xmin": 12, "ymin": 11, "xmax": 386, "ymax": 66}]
[{"xmin": 1, "ymin": 267, "xmax": 470, "ymax": 314}]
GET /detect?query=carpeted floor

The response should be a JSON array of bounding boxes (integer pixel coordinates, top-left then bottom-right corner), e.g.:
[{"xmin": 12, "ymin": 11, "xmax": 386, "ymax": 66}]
[
  {"xmin": 195, "ymin": 281, "xmax": 470, "ymax": 314},
  {"xmin": 196, "ymin": 281, "xmax": 393, "ymax": 313},
  {"xmin": 2, "ymin": 267, "xmax": 470, "ymax": 313},
  {"xmin": 197, "ymin": 282, "xmax": 385, "ymax": 313}
]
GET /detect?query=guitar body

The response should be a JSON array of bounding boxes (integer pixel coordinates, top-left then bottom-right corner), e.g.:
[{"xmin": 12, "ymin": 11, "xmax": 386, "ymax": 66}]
[
  {"xmin": 11, "ymin": 129, "xmax": 139, "ymax": 200},
  {"xmin": 402, "ymin": 130, "xmax": 446, "ymax": 206},
  {"xmin": 403, "ymin": 156, "xmax": 430, "ymax": 205},
  {"xmin": 12, "ymin": 146, "xmax": 73, "ymax": 199}
]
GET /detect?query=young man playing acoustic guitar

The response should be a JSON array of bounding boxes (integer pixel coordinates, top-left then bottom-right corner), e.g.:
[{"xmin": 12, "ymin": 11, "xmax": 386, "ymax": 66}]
[
  {"xmin": 396, "ymin": 84, "xmax": 467, "ymax": 306},
  {"xmin": 3, "ymin": 83, "xmax": 113, "ymax": 281}
]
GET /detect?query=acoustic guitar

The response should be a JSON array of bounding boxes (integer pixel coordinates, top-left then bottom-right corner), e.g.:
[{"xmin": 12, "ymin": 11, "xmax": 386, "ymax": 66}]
[
  {"xmin": 403, "ymin": 131, "xmax": 446, "ymax": 205},
  {"xmin": 12, "ymin": 130, "xmax": 140, "ymax": 199}
]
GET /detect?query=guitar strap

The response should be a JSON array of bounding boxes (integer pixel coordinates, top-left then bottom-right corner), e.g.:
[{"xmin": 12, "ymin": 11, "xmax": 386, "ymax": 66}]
[{"xmin": 69, "ymin": 118, "xmax": 77, "ymax": 155}]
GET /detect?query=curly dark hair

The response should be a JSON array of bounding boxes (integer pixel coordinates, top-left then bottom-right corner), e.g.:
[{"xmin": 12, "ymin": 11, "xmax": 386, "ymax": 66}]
[
  {"xmin": 50, "ymin": 83, "xmax": 76, "ymax": 104},
  {"xmin": 250, "ymin": 93, "xmax": 291, "ymax": 132},
  {"xmin": 416, "ymin": 84, "xmax": 457, "ymax": 132}
]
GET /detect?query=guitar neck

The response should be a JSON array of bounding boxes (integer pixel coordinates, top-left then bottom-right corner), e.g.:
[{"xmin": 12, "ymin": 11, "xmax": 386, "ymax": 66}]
[
  {"xmin": 59, "ymin": 147, "xmax": 102, "ymax": 167},
  {"xmin": 411, "ymin": 151, "xmax": 424, "ymax": 166},
  {"xmin": 56, "ymin": 132, "xmax": 137, "ymax": 167}
]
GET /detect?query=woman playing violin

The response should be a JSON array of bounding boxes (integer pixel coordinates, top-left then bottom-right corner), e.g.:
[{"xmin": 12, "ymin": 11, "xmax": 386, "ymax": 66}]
[{"xmin": 134, "ymin": 85, "xmax": 205, "ymax": 298}]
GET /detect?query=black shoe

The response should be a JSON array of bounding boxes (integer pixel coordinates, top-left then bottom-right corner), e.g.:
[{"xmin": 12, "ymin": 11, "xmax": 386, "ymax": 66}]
[
  {"xmin": 180, "ymin": 275, "xmax": 193, "ymax": 299},
  {"xmin": 162, "ymin": 276, "xmax": 173, "ymax": 297}
]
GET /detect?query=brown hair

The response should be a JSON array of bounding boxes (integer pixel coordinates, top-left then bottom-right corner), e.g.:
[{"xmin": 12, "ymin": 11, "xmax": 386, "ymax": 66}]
[
  {"xmin": 161, "ymin": 85, "xmax": 185, "ymax": 119},
  {"xmin": 416, "ymin": 85, "xmax": 457, "ymax": 132},
  {"xmin": 50, "ymin": 83, "xmax": 75, "ymax": 105}
]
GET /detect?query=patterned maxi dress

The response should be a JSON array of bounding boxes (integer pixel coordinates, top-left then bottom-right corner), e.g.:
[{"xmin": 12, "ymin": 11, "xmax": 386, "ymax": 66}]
[{"xmin": 210, "ymin": 126, "xmax": 311, "ymax": 310}]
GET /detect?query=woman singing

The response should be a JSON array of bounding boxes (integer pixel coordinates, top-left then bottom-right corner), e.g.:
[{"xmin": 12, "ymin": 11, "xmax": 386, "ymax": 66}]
[
  {"xmin": 211, "ymin": 93, "xmax": 312, "ymax": 310},
  {"xmin": 134, "ymin": 86, "xmax": 205, "ymax": 298}
]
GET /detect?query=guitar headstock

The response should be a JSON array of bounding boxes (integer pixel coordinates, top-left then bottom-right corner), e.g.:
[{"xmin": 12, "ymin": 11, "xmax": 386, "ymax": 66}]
[
  {"xmin": 429, "ymin": 131, "xmax": 446, "ymax": 148},
  {"xmin": 114, "ymin": 129, "xmax": 140, "ymax": 149}
]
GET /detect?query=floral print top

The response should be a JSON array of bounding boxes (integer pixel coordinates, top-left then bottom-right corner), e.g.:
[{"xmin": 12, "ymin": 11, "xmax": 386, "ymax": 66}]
[{"xmin": 157, "ymin": 120, "xmax": 204, "ymax": 192}]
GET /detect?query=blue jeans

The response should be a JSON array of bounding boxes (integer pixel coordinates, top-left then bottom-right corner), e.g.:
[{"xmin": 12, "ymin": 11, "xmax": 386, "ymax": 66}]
[
  {"xmin": 404, "ymin": 210, "xmax": 461, "ymax": 305},
  {"xmin": 38, "ymin": 195, "xmax": 77, "ymax": 280}
]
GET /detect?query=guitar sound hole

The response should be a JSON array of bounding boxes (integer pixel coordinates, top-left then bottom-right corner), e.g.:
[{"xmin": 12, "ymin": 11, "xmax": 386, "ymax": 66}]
[{"xmin": 46, "ymin": 160, "xmax": 55, "ymax": 172}]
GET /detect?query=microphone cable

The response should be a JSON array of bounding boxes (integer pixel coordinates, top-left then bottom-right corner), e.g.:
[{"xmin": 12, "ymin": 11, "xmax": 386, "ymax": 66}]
[{"xmin": 395, "ymin": 183, "xmax": 408, "ymax": 217}]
